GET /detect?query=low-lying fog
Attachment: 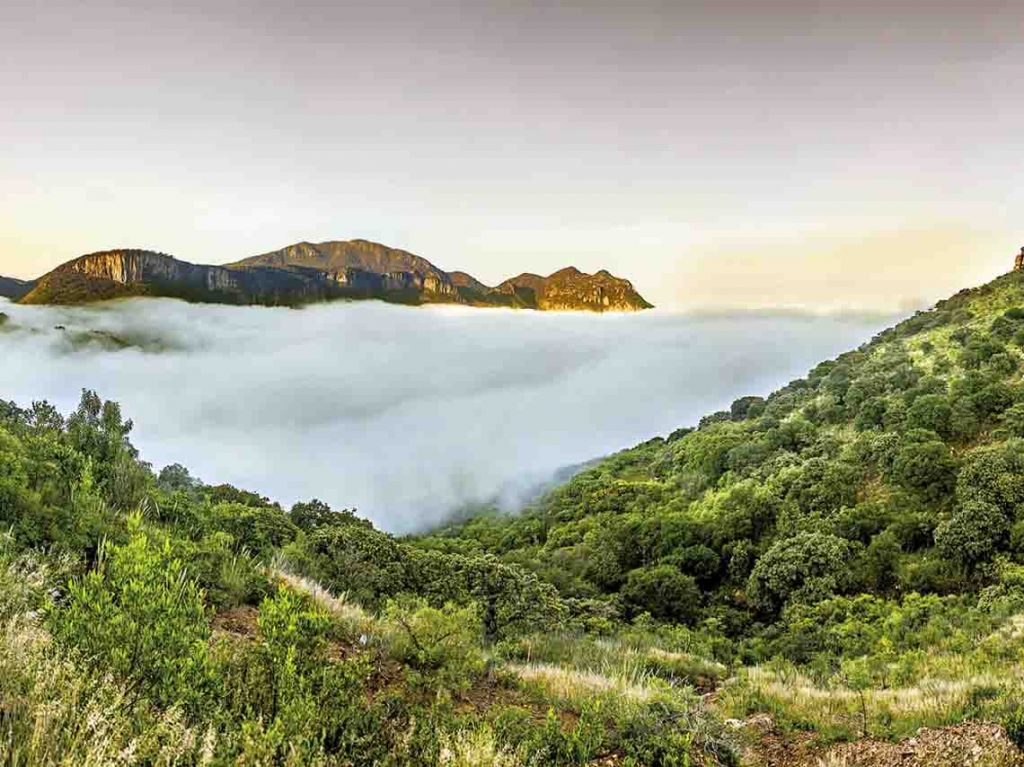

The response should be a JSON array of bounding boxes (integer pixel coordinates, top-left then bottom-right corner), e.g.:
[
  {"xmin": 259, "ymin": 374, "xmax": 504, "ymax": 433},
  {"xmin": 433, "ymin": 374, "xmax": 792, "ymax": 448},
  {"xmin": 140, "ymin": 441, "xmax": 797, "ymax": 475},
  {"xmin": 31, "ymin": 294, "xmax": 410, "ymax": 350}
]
[{"xmin": 0, "ymin": 298, "xmax": 896, "ymax": 533}]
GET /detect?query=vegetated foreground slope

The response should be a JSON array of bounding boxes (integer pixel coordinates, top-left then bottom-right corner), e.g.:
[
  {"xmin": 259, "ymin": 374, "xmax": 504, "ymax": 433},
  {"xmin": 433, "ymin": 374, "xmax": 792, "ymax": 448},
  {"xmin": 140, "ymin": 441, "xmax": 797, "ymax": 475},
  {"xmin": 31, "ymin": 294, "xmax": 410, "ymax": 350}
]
[
  {"xmin": 416, "ymin": 266, "xmax": 1024, "ymax": 761},
  {"xmin": 0, "ymin": 391, "xmax": 733, "ymax": 765},
  {"xmin": 4, "ymin": 266, "xmax": 1024, "ymax": 765},
  {"xmin": 17, "ymin": 240, "xmax": 654, "ymax": 312}
]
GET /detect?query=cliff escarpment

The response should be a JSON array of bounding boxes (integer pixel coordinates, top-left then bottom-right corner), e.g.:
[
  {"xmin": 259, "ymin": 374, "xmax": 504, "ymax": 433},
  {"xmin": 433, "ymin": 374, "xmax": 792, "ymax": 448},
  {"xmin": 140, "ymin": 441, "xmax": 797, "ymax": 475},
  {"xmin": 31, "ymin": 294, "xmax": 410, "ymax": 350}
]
[{"xmin": 18, "ymin": 240, "xmax": 654, "ymax": 312}]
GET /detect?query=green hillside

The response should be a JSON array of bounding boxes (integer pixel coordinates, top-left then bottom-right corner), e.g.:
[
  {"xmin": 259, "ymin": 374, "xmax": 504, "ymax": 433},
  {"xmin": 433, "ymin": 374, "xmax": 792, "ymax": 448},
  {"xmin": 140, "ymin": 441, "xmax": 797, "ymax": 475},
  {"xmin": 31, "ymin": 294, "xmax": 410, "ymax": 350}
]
[
  {"xmin": 3, "ymin": 267, "xmax": 1024, "ymax": 765},
  {"xmin": 414, "ymin": 267, "xmax": 1024, "ymax": 759}
]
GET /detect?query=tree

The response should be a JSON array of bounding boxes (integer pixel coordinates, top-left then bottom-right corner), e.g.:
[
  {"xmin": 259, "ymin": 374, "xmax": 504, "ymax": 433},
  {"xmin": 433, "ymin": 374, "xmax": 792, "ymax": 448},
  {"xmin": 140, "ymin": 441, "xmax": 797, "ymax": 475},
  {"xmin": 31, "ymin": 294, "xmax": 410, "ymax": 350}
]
[
  {"xmin": 306, "ymin": 523, "xmax": 409, "ymax": 608},
  {"xmin": 748, "ymin": 533, "xmax": 855, "ymax": 614},
  {"xmin": 408, "ymin": 549, "xmax": 566, "ymax": 640},
  {"xmin": 730, "ymin": 395, "xmax": 766, "ymax": 421},
  {"xmin": 290, "ymin": 498, "xmax": 364, "ymax": 531},
  {"xmin": 889, "ymin": 439, "xmax": 957, "ymax": 501},
  {"xmin": 66, "ymin": 390, "xmax": 149, "ymax": 510},
  {"xmin": 212, "ymin": 501, "xmax": 299, "ymax": 557},
  {"xmin": 156, "ymin": 463, "xmax": 198, "ymax": 494},
  {"xmin": 620, "ymin": 565, "xmax": 701, "ymax": 624},
  {"xmin": 905, "ymin": 394, "xmax": 953, "ymax": 438},
  {"xmin": 1000, "ymin": 403, "xmax": 1024, "ymax": 438},
  {"xmin": 934, "ymin": 501, "xmax": 1009, "ymax": 572},
  {"xmin": 857, "ymin": 530, "xmax": 902, "ymax": 592},
  {"xmin": 783, "ymin": 458, "xmax": 860, "ymax": 518},
  {"xmin": 956, "ymin": 440, "xmax": 1024, "ymax": 515}
]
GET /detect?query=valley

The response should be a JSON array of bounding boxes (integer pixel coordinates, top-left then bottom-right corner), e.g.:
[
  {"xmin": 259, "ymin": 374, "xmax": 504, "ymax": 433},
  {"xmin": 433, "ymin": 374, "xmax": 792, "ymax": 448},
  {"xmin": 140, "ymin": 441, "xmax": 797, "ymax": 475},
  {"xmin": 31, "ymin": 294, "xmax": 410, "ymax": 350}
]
[{"xmin": 3, "ymin": 263, "xmax": 1024, "ymax": 765}]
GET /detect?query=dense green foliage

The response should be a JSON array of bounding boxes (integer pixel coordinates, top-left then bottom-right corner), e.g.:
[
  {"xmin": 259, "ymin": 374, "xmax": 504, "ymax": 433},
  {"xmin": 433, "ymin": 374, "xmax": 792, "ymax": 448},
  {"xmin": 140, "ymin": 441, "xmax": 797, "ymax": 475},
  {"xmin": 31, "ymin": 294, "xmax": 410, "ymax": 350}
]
[
  {"xmin": 420, "ymin": 270, "xmax": 1024, "ymax": 645},
  {"xmin": 0, "ymin": 388, "xmax": 731, "ymax": 765}
]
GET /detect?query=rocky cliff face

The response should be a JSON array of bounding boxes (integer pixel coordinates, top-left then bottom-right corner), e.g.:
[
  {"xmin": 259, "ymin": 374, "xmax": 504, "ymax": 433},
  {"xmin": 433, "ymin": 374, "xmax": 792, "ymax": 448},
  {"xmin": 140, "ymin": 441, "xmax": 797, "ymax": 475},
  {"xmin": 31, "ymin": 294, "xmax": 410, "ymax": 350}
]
[
  {"xmin": 19, "ymin": 249, "xmax": 354, "ymax": 306},
  {"xmin": 18, "ymin": 240, "xmax": 654, "ymax": 312},
  {"xmin": 24, "ymin": 250, "xmax": 256, "ymax": 305}
]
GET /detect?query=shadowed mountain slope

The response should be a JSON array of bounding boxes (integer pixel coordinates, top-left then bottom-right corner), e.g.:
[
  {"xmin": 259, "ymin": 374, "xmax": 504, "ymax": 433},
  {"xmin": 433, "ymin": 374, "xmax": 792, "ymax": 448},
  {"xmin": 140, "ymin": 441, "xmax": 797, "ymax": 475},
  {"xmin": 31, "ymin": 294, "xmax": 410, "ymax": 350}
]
[{"xmin": 0, "ymin": 276, "xmax": 33, "ymax": 300}]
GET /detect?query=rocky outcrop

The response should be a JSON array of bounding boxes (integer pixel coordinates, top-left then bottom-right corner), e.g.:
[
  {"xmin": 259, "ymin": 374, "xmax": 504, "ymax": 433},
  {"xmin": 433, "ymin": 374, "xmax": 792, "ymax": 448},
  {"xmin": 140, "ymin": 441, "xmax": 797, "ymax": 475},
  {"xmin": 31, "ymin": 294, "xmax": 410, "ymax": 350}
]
[
  {"xmin": 0, "ymin": 276, "xmax": 33, "ymax": 300},
  {"xmin": 18, "ymin": 240, "xmax": 654, "ymax": 312},
  {"xmin": 1016, "ymin": 247, "xmax": 1023, "ymax": 271},
  {"xmin": 496, "ymin": 266, "xmax": 654, "ymax": 311}
]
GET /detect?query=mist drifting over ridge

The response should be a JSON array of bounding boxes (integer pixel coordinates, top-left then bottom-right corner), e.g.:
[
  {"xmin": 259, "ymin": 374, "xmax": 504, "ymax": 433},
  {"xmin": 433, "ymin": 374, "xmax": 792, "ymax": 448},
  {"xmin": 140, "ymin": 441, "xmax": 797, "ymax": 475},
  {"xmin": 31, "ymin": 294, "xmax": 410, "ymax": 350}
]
[{"xmin": 0, "ymin": 298, "xmax": 896, "ymax": 532}]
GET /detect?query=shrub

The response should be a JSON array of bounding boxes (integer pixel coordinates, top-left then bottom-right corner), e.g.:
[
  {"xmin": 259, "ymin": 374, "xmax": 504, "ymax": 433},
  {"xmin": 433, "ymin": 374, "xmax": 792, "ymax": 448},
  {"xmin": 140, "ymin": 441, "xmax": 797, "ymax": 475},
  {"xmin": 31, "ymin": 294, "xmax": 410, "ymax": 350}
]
[
  {"xmin": 493, "ymin": 705, "xmax": 604, "ymax": 766},
  {"xmin": 383, "ymin": 597, "xmax": 485, "ymax": 694},
  {"xmin": 50, "ymin": 514, "xmax": 213, "ymax": 711},
  {"xmin": 1005, "ymin": 705, "xmax": 1024, "ymax": 752}
]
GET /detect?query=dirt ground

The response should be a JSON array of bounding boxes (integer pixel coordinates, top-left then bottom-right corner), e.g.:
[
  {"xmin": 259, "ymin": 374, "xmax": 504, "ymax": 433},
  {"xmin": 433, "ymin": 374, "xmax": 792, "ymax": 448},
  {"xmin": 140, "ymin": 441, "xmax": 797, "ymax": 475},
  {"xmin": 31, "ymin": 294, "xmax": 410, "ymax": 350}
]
[{"xmin": 739, "ymin": 716, "xmax": 1024, "ymax": 767}]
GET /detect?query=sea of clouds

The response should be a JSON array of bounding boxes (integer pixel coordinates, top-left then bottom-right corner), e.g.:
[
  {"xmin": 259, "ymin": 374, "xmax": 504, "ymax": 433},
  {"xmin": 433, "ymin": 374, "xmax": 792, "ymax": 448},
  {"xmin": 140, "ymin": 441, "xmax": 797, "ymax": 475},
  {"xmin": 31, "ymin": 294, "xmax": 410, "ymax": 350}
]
[{"xmin": 0, "ymin": 298, "xmax": 897, "ymax": 532}]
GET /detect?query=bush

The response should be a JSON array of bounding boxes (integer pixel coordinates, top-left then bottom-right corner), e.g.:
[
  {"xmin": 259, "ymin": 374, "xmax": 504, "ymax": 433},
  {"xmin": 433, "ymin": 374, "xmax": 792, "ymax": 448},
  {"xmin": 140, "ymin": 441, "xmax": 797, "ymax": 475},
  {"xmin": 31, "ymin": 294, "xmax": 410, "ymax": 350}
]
[
  {"xmin": 214, "ymin": 586, "xmax": 379, "ymax": 763},
  {"xmin": 383, "ymin": 597, "xmax": 485, "ymax": 693},
  {"xmin": 50, "ymin": 514, "xmax": 213, "ymax": 711},
  {"xmin": 493, "ymin": 705, "xmax": 604, "ymax": 766},
  {"xmin": 1005, "ymin": 705, "xmax": 1024, "ymax": 752}
]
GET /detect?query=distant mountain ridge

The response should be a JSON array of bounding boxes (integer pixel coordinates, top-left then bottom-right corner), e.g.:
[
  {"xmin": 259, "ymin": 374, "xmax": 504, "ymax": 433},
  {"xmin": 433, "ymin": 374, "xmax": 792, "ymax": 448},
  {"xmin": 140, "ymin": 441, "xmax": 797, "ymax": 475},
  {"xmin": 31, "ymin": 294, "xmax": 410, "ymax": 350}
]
[
  {"xmin": 0, "ymin": 276, "xmax": 33, "ymax": 300},
  {"xmin": 12, "ymin": 239, "xmax": 653, "ymax": 312}
]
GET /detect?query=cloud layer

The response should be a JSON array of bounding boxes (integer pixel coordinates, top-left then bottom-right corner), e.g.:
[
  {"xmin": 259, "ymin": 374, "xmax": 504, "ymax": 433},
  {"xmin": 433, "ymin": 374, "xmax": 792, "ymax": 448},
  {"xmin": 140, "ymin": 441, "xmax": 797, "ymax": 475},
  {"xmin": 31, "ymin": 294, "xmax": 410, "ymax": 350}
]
[{"xmin": 0, "ymin": 298, "xmax": 893, "ymax": 532}]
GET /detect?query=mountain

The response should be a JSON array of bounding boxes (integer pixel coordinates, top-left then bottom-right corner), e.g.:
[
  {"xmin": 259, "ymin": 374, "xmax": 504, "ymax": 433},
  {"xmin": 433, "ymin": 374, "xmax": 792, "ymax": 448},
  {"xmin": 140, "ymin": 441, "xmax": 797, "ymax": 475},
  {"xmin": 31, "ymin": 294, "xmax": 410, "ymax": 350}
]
[
  {"xmin": 20, "ymin": 248, "xmax": 375, "ymax": 306},
  {"xmin": 496, "ymin": 266, "xmax": 654, "ymax": 311},
  {"xmin": 0, "ymin": 276, "xmax": 33, "ymax": 300},
  {"xmin": 17, "ymin": 239, "xmax": 653, "ymax": 311}
]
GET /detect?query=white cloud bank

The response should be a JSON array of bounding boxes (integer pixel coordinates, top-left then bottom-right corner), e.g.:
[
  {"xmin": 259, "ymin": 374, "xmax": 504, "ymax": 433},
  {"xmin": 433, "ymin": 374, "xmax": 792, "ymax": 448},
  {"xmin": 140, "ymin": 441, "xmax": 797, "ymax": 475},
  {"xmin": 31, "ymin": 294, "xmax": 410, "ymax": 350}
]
[{"xmin": 0, "ymin": 298, "xmax": 895, "ymax": 532}]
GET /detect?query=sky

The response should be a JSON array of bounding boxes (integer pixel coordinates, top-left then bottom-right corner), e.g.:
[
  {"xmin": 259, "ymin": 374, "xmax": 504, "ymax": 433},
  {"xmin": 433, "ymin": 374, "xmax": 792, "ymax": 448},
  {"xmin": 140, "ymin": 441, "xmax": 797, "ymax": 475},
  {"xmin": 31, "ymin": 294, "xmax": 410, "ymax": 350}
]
[{"xmin": 1, "ymin": 0, "xmax": 1022, "ymax": 310}]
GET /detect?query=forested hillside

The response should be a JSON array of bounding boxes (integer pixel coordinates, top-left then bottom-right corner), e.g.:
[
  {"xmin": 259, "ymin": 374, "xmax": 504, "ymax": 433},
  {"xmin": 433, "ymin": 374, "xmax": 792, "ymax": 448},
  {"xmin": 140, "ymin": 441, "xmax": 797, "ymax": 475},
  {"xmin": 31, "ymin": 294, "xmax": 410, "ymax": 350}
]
[
  {"xmin": 5, "ymin": 267, "xmax": 1024, "ymax": 765},
  {"xmin": 421, "ymin": 268, "xmax": 1024, "ymax": 622},
  {"xmin": 415, "ymin": 267, "xmax": 1024, "ymax": 762}
]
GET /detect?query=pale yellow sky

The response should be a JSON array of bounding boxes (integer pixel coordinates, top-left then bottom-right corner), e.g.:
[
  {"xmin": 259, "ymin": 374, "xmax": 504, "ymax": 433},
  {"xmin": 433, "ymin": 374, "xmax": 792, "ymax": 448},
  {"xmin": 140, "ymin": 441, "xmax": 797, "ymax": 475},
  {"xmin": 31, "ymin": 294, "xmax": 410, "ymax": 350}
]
[
  {"xmin": 1, "ymin": 0, "xmax": 1021, "ymax": 310},
  {"xmin": 670, "ymin": 224, "xmax": 1016, "ymax": 313}
]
